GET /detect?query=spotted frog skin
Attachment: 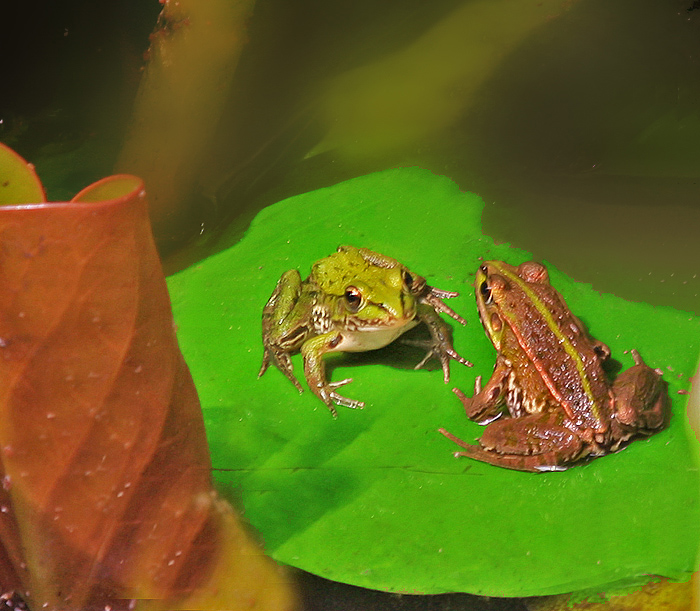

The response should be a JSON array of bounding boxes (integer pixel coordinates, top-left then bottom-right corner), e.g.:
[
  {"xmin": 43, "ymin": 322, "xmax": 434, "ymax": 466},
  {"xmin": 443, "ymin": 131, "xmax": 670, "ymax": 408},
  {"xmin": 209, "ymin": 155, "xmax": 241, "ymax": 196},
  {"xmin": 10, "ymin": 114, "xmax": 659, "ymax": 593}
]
[
  {"xmin": 259, "ymin": 245, "xmax": 472, "ymax": 416},
  {"xmin": 439, "ymin": 261, "xmax": 670, "ymax": 472}
]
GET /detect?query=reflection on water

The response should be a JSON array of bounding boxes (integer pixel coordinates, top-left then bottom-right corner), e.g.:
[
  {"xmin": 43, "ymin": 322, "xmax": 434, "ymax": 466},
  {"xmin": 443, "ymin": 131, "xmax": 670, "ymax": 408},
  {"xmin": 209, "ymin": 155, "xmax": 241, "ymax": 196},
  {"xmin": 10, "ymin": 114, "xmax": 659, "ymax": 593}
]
[
  {"xmin": 453, "ymin": 0, "xmax": 700, "ymax": 314},
  {"xmin": 3, "ymin": 0, "xmax": 699, "ymax": 316},
  {"xmin": 209, "ymin": 0, "xmax": 700, "ymax": 314}
]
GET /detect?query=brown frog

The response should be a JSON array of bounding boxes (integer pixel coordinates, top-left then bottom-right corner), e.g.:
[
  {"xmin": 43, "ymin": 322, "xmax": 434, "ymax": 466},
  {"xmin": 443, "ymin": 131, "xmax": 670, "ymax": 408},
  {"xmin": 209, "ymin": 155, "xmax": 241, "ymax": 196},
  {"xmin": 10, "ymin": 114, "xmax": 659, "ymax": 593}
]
[{"xmin": 439, "ymin": 261, "xmax": 670, "ymax": 472}]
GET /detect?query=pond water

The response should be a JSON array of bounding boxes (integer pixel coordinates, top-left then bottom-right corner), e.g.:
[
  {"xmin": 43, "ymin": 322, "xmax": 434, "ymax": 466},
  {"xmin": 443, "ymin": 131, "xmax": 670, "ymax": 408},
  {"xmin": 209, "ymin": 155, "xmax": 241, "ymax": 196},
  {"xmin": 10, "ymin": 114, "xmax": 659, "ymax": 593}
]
[
  {"xmin": 4, "ymin": 1, "xmax": 699, "ymax": 317},
  {"xmin": 199, "ymin": 0, "xmax": 700, "ymax": 315}
]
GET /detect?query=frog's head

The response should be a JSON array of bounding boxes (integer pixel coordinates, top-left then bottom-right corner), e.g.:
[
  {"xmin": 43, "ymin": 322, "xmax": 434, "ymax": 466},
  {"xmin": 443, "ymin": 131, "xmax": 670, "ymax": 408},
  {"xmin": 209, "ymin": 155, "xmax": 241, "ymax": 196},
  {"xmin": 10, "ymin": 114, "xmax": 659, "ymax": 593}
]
[
  {"xmin": 312, "ymin": 246, "xmax": 420, "ymax": 330},
  {"xmin": 475, "ymin": 260, "xmax": 551, "ymax": 351},
  {"xmin": 474, "ymin": 263, "xmax": 508, "ymax": 351}
]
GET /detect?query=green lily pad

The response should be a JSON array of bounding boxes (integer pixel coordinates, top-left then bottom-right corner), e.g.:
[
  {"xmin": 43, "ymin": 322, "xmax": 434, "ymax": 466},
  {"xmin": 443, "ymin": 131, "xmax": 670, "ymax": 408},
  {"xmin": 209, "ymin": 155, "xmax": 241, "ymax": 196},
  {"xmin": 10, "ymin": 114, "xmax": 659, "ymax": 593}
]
[{"xmin": 167, "ymin": 168, "xmax": 700, "ymax": 597}]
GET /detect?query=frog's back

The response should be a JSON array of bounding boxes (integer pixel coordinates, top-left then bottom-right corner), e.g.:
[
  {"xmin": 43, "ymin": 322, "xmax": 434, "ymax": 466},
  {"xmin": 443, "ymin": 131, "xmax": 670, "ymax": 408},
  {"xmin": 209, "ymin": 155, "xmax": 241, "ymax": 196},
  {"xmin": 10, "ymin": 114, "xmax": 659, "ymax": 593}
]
[{"xmin": 501, "ymin": 281, "xmax": 612, "ymax": 429}]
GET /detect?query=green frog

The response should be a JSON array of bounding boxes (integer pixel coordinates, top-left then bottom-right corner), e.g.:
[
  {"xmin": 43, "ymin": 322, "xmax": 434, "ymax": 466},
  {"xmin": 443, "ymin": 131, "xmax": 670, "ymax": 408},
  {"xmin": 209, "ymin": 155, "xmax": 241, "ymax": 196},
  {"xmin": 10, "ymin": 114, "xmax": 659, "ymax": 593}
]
[
  {"xmin": 439, "ymin": 261, "xmax": 670, "ymax": 472},
  {"xmin": 259, "ymin": 245, "xmax": 472, "ymax": 416}
]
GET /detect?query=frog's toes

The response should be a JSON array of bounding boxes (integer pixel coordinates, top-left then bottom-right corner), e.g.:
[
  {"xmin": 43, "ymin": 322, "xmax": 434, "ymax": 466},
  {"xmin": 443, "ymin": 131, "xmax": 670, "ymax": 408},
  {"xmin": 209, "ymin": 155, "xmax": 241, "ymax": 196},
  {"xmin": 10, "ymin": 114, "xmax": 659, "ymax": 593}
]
[
  {"xmin": 330, "ymin": 392, "xmax": 365, "ymax": 410},
  {"xmin": 630, "ymin": 348, "xmax": 644, "ymax": 366},
  {"xmin": 438, "ymin": 427, "xmax": 473, "ymax": 450},
  {"xmin": 328, "ymin": 381, "xmax": 365, "ymax": 410},
  {"xmin": 318, "ymin": 379, "xmax": 365, "ymax": 412},
  {"xmin": 328, "ymin": 378, "xmax": 353, "ymax": 389},
  {"xmin": 413, "ymin": 348, "xmax": 434, "ymax": 371},
  {"xmin": 258, "ymin": 348, "xmax": 275, "ymax": 377},
  {"xmin": 445, "ymin": 346, "xmax": 473, "ymax": 368}
]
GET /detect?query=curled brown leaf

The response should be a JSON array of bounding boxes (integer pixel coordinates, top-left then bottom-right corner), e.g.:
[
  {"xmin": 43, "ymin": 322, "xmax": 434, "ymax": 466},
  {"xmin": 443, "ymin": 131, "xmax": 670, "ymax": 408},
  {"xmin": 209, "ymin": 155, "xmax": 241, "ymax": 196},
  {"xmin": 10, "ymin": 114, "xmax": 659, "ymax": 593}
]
[{"xmin": 0, "ymin": 164, "xmax": 297, "ymax": 610}]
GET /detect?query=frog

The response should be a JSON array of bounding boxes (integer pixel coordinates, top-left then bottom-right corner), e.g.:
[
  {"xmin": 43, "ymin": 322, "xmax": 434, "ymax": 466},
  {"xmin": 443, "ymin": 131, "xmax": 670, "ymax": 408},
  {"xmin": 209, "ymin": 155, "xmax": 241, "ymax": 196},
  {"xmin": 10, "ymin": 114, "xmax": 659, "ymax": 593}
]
[
  {"xmin": 438, "ymin": 260, "xmax": 670, "ymax": 472},
  {"xmin": 259, "ymin": 245, "xmax": 472, "ymax": 416}
]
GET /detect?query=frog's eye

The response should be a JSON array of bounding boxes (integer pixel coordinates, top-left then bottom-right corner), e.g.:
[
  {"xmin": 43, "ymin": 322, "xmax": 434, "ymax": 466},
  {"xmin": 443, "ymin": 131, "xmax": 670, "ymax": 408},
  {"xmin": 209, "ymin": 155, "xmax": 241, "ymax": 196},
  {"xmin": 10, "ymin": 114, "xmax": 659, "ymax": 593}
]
[
  {"xmin": 403, "ymin": 269, "xmax": 425, "ymax": 294},
  {"xmin": 344, "ymin": 286, "xmax": 363, "ymax": 312},
  {"xmin": 402, "ymin": 270, "xmax": 419, "ymax": 293},
  {"xmin": 480, "ymin": 281, "xmax": 493, "ymax": 305}
]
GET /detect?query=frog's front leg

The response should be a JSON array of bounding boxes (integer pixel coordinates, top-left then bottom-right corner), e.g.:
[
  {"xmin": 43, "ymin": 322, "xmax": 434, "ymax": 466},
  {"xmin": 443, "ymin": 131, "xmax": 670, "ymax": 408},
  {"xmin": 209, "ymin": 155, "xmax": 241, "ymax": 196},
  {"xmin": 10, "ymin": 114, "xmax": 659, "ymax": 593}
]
[
  {"xmin": 452, "ymin": 356, "xmax": 511, "ymax": 423},
  {"xmin": 301, "ymin": 332, "xmax": 364, "ymax": 417},
  {"xmin": 440, "ymin": 412, "xmax": 585, "ymax": 472},
  {"xmin": 412, "ymin": 303, "xmax": 472, "ymax": 382},
  {"xmin": 610, "ymin": 349, "xmax": 670, "ymax": 443}
]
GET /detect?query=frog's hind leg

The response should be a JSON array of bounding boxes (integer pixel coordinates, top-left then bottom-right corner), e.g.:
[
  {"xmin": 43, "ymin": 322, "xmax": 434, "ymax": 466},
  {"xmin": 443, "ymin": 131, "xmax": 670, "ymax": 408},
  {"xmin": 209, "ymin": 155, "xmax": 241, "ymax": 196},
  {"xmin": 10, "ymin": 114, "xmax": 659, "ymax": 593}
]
[
  {"xmin": 259, "ymin": 269, "xmax": 308, "ymax": 391},
  {"xmin": 440, "ymin": 412, "xmax": 584, "ymax": 472},
  {"xmin": 441, "ymin": 439, "xmax": 569, "ymax": 473},
  {"xmin": 611, "ymin": 349, "xmax": 671, "ymax": 436},
  {"xmin": 259, "ymin": 348, "xmax": 304, "ymax": 394}
]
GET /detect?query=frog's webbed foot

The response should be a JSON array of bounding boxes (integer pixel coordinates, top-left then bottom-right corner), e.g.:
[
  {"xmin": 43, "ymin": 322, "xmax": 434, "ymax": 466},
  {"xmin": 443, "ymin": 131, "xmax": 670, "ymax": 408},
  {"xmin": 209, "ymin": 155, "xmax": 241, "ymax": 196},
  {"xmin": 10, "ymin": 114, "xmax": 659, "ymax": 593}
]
[
  {"xmin": 327, "ymin": 379, "xmax": 365, "ymax": 409},
  {"xmin": 407, "ymin": 339, "xmax": 473, "ymax": 382},
  {"xmin": 421, "ymin": 286, "xmax": 467, "ymax": 326},
  {"xmin": 302, "ymin": 332, "xmax": 366, "ymax": 416},
  {"xmin": 258, "ymin": 347, "xmax": 304, "ymax": 393},
  {"xmin": 452, "ymin": 358, "xmax": 511, "ymax": 423},
  {"xmin": 314, "ymin": 378, "xmax": 365, "ymax": 418},
  {"xmin": 452, "ymin": 381, "xmax": 503, "ymax": 425},
  {"xmin": 410, "ymin": 301, "xmax": 472, "ymax": 382},
  {"xmin": 439, "ymin": 412, "xmax": 585, "ymax": 472}
]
